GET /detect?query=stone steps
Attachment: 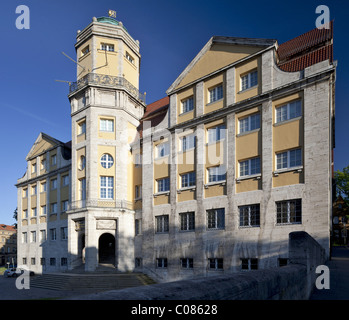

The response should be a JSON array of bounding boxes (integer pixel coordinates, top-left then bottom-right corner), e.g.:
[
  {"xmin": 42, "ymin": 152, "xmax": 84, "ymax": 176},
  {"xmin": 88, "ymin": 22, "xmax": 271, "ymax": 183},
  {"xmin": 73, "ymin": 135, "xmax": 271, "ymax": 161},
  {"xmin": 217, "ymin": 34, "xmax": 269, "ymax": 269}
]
[{"xmin": 30, "ymin": 272, "xmax": 156, "ymax": 291}]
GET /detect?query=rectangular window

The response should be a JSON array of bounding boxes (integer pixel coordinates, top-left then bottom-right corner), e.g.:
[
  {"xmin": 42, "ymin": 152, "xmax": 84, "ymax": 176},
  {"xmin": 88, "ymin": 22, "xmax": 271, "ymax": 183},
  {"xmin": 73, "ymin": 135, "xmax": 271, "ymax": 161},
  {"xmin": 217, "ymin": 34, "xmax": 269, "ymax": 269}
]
[
  {"xmin": 156, "ymin": 258, "xmax": 167, "ymax": 268},
  {"xmin": 135, "ymin": 185, "xmax": 142, "ymax": 199},
  {"xmin": 101, "ymin": 43, "xmax": 114, "ymax": 52},
  {"xmin": 22, "ymin": 232, "xmax": 27, "ymax": 243},
  {"xmin": 157, "ymin": 177, "xmax": 170, "ymax": 193},
  {"xmin": 100, "ymin": 119, "xmax": 114, "ymax": 132},
  {"xmin": 50, "ymin": 258, "xmax": 56, "ymax": 266},
  {"xmin": 239, "ymin": 204, "xmax": 260, "ymax": 227},
  {"xmin": 156, "ymin": 142, "xmax": 170, "ymax": 158},
  {"xmin": 51, "ymin": 155, "xmax": 57, "ymax": 166},
  {"xmin": 31, "ymin": 231, "xmax": 36, "ymax": 243},
  {"xmin": 276, "ymin": 148, "xmax": 302, "ymax": 170},
  {"xmin": 241, "ymin": 258, "xmax": 258, "ymax": 270},
  {"xmin": 180, "ymin": 212, "xmax": 195, "ymax": 231},
  {"xmin": 126, "ymin": 52, "xmax": 134, "ymax": 64},
  {"xmin": 41, "ymin": 159, "xmax": 46, "ymax": 170},
  {"xmin": 32, "ymin": 163, "xmax": 36, "ymax": 173},
  {"xmin": 135, "ymin": 219, "xmax": 141, "ymax": 236},
  {"xmin": 181, "ymin": 258, "xmax": 194, "ymax": 269},
  {"xmin": 40, "ymin": 230, "xmax": 46, "ymax": 242},
  {"xmin": 181, "ymin": 97, "xmax": 194, "ymax": 113},
  {"xmin": 155, "ymin": 215, "xmax": 169, "ymax": 233},
  {"xmin": 134, "ymin": 153, "xmax": 142, "ymax": 167},
  {"xmin": 81, "ymin": 46, "xmax": 89, "ymax": 56},
  {"xmin": 62, "ymin": 175, "xmax": 69, "ymax": 186},
  {"xmin": 23, "ymin": 210, "xmax": 28, "ymax": 219},
  {"xmin": 62, "ymin": 200, "xmax": 69, "ymax": 212},
  {"xmin": 31, "ymin": 185, "xmax": 37, "ymax": 195},
  {"xmin": 181, "ymin": 134, "xmax": 196, "ymax": 152},
  {"xmin": 208, "ymin": 258, "xmax": 223, "ymax": 270},
  {"xmin": 23, "ymin": 188, "xmax": 28, "ymax": 198},
  {"xmin": 278, "ymin": 258, "xmax": 288, "ymax": 267},
  {"xmin": 239, "ymin": 157, "xmax": 261, "ymax": 177},
  {"xmin": 241, "ymin": 70, "xmax": 258, "ymax": 91},
  {"xmin": 23, "ymin": 258, "xmax": 27, "ymax": 265},
  {"xmin": 208, "ymin": 124, "xmax": 226, "ymax": 143},
  {"xmin": 135, "ymin": 258, "xmax": 142, "ymax": 268},
  {"xmin": 180, "ymin": 172, "xmax": 196, "ymax": 188},
  {"xmin": 208, "ymin": 165, "xmax": 226, "ymax": 183},
  {"xmin": 80, "ymin": 178, "xmax": 86, "ymax": 201},
  {"xmin": 276, "ymin": 199, "xmax": 302, "ymax": 224},
  {"xmin": 78, "ymin": 121, "xmax": 86, "ymax": 135},
  {"xmin": 276, "ymin": 100, "xmax": 302, "ymax": 123},
  {"xmin": 51, "ymin": 178, "xmax": 57, "ymax": 190},
  {"xmin": 239, "ymin": 113, "xmax": 260, "ymax": 134},
  {"xmin": 209, "ymin": 84, "xmax": 223, "ymax": 103},
  {"xmin": 40, "ymin": 258, "xmax": 46, "ymax": 266},
  {"xmin": 50, "ymin": 203, "xmax": 57, "ymax": 214},
  {"xmin": 31, "ymin": 258, "xmax": 36, "ymax": 265},
  {"xmin": 31, "ymin": 208, "xmax": 37, "ymax": 217},
  {"xmin": 100, "ymin": 176, "xmax": 114, "ymax": 199},
  {"xmin": 61, "ymin": 227, "xmax": 68, "ymax": 240},
  {"xmin": 61, "ymin": 258, "xmax": 68, "ymax": 266},
  {"xmin": 41, "ymin": 181, "xmax": 47, "ymax": 192},
  {"xmin": 50, "ymin": 229, "xmax": 56, "ymax": 241},
  {"xmin": 207, "ymin": 208, "xmax": 225, "ymax": 229}
]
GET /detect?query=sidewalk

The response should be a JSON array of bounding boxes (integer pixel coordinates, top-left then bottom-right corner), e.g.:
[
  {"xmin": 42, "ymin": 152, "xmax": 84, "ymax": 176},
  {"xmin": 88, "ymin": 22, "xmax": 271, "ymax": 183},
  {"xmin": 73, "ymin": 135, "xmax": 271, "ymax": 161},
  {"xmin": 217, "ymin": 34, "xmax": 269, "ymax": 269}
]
[{"xmin": 310, "ymin": 246, "xmax": 349, "ymax": 300}]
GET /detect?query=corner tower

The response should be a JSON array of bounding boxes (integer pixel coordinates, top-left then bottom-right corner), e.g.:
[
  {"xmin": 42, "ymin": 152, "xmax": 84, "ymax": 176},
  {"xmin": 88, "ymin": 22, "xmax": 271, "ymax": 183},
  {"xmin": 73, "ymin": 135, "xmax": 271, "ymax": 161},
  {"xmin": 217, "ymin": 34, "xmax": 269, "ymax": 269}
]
[{"xmin": 67, "ymin": 14, "xmax": 146, "ymax": 272}]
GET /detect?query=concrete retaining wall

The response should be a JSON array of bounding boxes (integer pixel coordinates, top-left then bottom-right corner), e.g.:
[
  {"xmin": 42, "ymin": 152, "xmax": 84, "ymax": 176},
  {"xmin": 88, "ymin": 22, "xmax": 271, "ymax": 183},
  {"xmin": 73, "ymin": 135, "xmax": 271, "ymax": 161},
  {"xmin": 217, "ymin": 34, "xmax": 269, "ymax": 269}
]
[{"xmin": 68, "ymin": 231, "xmax": 326, "ymax": 300}]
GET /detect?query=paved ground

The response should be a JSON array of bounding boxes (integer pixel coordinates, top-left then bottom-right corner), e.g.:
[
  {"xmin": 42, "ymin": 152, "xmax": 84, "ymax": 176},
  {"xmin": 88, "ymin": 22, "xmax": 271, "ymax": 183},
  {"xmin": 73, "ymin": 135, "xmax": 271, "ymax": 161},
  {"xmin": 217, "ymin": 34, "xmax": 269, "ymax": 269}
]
[{"xmin": 310, "ymin": 245, "xmax": 349, "ymax": 300}]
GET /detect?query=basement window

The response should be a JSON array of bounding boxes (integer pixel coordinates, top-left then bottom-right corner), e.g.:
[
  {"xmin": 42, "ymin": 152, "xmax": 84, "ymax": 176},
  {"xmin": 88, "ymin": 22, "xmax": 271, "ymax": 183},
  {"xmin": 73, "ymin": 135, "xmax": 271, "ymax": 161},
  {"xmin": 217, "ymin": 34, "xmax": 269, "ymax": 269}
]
[{"xmin": 241, "ymin": 258, "xmax": 258, "ymax": 270}]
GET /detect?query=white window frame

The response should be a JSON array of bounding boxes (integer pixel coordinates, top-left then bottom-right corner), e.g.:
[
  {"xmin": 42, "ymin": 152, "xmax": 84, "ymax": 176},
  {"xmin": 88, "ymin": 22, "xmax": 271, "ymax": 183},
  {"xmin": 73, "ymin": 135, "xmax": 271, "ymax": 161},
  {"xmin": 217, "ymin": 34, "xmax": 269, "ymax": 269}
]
[
  {"xmin": 40, "ymin": 230, "xmax": 46, "ymax": 242},
  {"xmin": 78, "ymin": 121, "xmax": 86, "ymax": 135},
  {"xmin": 156, "ymin": 142, "xmax": 170, "ymax": 158},
  {"xmin": 126, "ymin": 52, "xmax": 134, "ymax": 64},
  {"xmin": 101, "ymin": 43, "xmax": 114, "ymax": 52},
  {"xmin": 31, "ymin": 208, "xmax": 37, "ymax": 217},
  {"xmin": 100, "ymin": 154, "xmax": 114, "ymax": 169},
  {"xmin": 275, "ymin": 100, "xmax": 302, "ymax": 123},
  {"xmin": 238, "ymin": 113, "xmax": 260, "ymax": 134},
  {"xmin": 239, "ymin": 157, "xmax": 261, "ymax": 178},
  {"xmin": 276, "ymin": 148, "xmax": 302, "ymax": 171},
  {"xmin": 181, "ymin": 96, "xmax": 194, "ymax": 114},
  {"xmin": 180, "ymin": 134, "xmax": 196, "ymax": 152},
  {"xmin": 208, "ymin": 84, "xmax": 223, "ymax": 103},
  {"xmin": 240, "ymin": 70, "xmax": 258, "ymax": 91},
  {"xmin": 157, "ymin": 177, "xmax": 170, "ymax": 193},
  {"xmin": 155, "ymin": 215, "xmax": 169, "ymax": 233},
  {"xmin": 207, "ymin": 165, "xmax": 226, "ymax": 183},
  {"xmin": 239, "ymin": 204, "xmax": 260, "ymax": 227},
  {"xmin": 207, "ymin": 208, "xmax": 225, "ymax": 230},
  {"xmin": 41, "ymin": 205, "xmax": 46, "ymax": 215},
  {"xmin": 207, "ymin": 124, "xmax": 226, "ymax": 143},
  {"xmin": 179, "ymin": 212, "xmax": 195, "ymax": 231},
  {"xmin": 276, "ymin": 199, "xmax": 302, "ymax": 225},
  {"xmin": 100, "ymin": 176, "xmax": 114, "ymax": 199},
  {"xmin": 180, "ymin": 172, "xmax": 196, "ymax": 189},
  {"xmin": 100, "ymin": 119, "xmax": 114, "ymax": 132},
  {"xmin": 135, "ymin": 185, "xmax": 142, "ymax": 199},
  {"xmin": 31, "ymin": 231, "xmax": 36, "ymax": 243}
]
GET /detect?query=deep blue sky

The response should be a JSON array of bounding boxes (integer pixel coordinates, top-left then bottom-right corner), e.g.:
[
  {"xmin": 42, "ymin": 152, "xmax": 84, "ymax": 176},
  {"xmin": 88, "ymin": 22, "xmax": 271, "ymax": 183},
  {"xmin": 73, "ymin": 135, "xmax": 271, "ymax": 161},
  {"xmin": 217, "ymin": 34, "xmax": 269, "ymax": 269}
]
[{"xmin": 0, "ymin": 0, "xmax": 347, "ymax": 225}]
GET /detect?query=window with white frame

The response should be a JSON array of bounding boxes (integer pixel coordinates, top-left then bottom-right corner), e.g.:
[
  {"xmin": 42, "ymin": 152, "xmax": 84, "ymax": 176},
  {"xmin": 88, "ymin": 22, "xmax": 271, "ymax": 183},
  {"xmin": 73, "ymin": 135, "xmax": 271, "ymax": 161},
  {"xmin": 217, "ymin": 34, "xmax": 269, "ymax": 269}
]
[
  {"xmin": 208, "ymin": 124, "xmax": 226, "ymax": 143},
  {"xmin": 41, "ymin": 205, "xmax": 46, "ymax": 215},
  {"xmin": 240, "ymin": 70, "xmax": 258, "ymax": 91},
  {"xmin": 31, "ymin": 185, "xmax": 37, "ymax": 195},
  {"xmin": 100, "ymin": 154, "xmax": 114, "ymax": 169},
  {"xmin": 209, "ymin": 84, "xmax": 223, "ymax": 103},
  {"xmin": 180, "ymin": 134, "xmax": 196, "ymax": 152},
  {"xmin": 180, "ymin": 212, "xmax": 195, "ymax": 231},
  {"xmin": 180, "ymin": 172, "xmax": 196, "ymax": 188},
  {"xmin": 41, "ymin": 181, "xmax": 47, "ymax": 192},
  {"xmin": 241, "ymin": 258, "xmax": 258, "ymax": 270},
  {"xmin": 31, "ymin": 208, "xmax": 37, "ymax": 217},
  {"xmin": 208, "ymin": 258, "xmax": 223, "ymax": 270},
  {"xmin": 156, "ymin": 142, "xmax": 170, "ymax": 158},
  {"xmin": 157, "ymin": 177, "xmax": 170, "ymax": 193},
  {"xmin": 207, "ymin": 208, "xmax": 225, "ymax": 229},
  {"xmin": 276, "ymin": 199, "xmax": 302, "ymax": 224},
  {"xmin": 156, "ymin": 258, "xmax": 167, "ymax": 268},
  {"xmin": 181, "ymin": 97, "xmax": 194, "ymax": 113},
  {"xmin": 155, "ymin": 215, "xmax": 169, "ymax": 233},
  {"xmin": 40, "ymin": 230, "xmax": 46, "ymax": 242},
  {"xmin": 135, "ymin": 185, "xmax": 142, "ymax": 199},
  {"xmin": 208, "ymin": 165, "xmax": 226, "ymax": 183},
  {"xmin": 239, "ymin": 157, "xmax": 261, "ymax": 177},
  {"xmin": 23, "ymin": 188, "xmax": 28, "ymax": 198},
  {"xmin": 276, "ymin": 148, "xmax": 302, "ymax": 170},
  {"xmin": 100, "ymin": 119, "xmax": 114, "ymax": 132},
  {"xmin": 100, "ymin": 176, "xmax": 114, "ymax": 199},
  {"xmin": 32, "ymin": 163, "xmax": 36, "ymax": 173},
  {"xmin": 181, "ymin": 258, "xmax": 193, "ymax": 269},
  {"xmin": 239, "ymin": 113, "xmax": 260, "ymax": 134},
  {"xmin": 22, "ymin": 232, "xmax": 27, "ymax": 243},
  {"xmin": 126, "ymin": 52, "xmax": 134, "ymax": 64},
  {"xmin": 31, "ymin": 231, "xmax": 36, "ymax": 243},
  {"xmin": 78, "ymin": 121, "xmax": 86, "ymax": 135},
  {"xmin": 275, "ymin": 100, "xmax": 302, "ymax": 123},
  {"xmin": 81, "ymin": 46, "xmax": 89, "ymax": 56},
  {"xmin": 239, "ymin": 204, "xmax": 260, "ymax": 227},
  {"xmin": 23, "ymin": 210, "xmax": 28, "ymax": 219},
  {"xmin": 101, "ymin": 43, "xmax": 114, "ymax": 52}
]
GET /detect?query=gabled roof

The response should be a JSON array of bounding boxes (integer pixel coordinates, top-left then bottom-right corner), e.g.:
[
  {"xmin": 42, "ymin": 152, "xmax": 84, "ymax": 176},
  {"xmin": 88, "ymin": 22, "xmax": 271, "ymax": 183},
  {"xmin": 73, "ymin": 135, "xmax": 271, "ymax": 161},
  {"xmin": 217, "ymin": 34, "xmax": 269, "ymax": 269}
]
[
  {"xmin": 277, "ymin": 21, "xmax": 333, "ymax": 72},
  {"xmin": 167, "ymin": 36, "xmax": 276, "ymax": 94},
  {"xmin": 25, "ymin": 132, "xmax": 70, "ymax": 161},
  {"xmin": 0, "ymin": 224, "xmax": 16, "ymax": 232}
]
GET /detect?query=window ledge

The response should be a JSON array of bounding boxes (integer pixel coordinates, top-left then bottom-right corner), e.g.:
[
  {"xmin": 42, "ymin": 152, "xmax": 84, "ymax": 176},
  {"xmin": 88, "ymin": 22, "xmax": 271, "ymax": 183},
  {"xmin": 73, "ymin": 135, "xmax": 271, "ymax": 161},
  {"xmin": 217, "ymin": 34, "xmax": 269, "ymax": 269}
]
[
  {"xmin": 153, "ymin": 191, "xmax": 170, "ymax": 198},
  {"xmin": 179, "ymin": 109, "xmax": 194, "ymax": 116},
  {"xmin": 236, "ymin": 174, "xmax": 261, "ymax": 183},
  {"xmin": 238, "ymin": 84, "xmax": 258, "ymax": 94},
  {"xmin": 177, "ymin": 186, "xmax": 196, "ymax": 193},
  {"xmin": 206, "ymin": 97, "xmax": 223, "ymax": 107},
  {"xmin": 236, "ymin": 128, "xmax": 260, "ymax": 137},
  {"xmin": 134, "ymin": 197, "xmax": 142, "ymax": 202},
  {"xmin": 273, "ymin": 166, "xmax": 303, "ymax": 176},
  {"xmin": 204, "ymin": 180, "xmax": 226, "ymax": 188}
]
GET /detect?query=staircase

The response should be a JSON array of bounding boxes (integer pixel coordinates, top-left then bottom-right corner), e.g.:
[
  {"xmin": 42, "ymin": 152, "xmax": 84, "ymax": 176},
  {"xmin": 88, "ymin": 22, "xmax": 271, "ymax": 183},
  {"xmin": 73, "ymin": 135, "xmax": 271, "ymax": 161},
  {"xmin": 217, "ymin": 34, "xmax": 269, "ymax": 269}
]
[{"xmin": 30, "ymin": 272, "xmax": 156, "ymax": 292}]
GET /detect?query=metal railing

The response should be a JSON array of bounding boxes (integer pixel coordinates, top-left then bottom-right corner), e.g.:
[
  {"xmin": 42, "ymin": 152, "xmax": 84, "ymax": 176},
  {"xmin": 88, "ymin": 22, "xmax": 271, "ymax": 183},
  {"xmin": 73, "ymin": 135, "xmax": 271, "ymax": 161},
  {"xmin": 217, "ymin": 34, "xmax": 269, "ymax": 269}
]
[
  {"xmin": 69, "ymin": 73, "xmax": 146, "ymax": 103},
  {"xmin": 68, "ymin": 199, "xmax": 134, "ymax": 211}
]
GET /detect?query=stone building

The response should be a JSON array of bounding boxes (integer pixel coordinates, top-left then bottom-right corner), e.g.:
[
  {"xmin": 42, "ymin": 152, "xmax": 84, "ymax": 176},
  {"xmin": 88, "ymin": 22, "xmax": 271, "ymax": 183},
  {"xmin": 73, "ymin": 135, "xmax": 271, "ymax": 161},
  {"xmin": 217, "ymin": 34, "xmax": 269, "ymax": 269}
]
[
  {"xmin": 0, "ymin": 224, "xmax": 17, "ymax": 267},
  {"xmin": 16, "ymin": 15, "xmax": 336, "ymax": 281}
]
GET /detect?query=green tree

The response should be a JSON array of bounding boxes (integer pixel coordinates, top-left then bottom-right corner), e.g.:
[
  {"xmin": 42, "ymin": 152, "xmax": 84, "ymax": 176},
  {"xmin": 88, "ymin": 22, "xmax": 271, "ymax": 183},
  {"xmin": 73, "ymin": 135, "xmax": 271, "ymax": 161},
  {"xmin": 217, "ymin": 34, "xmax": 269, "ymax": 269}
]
[
  {"xmin": 13, "ymin": 207, "xmax": 17, "ymax": 229},
  {"xmin": 334, "ymin": 165, "xmax": 349, "ymax": 205}
]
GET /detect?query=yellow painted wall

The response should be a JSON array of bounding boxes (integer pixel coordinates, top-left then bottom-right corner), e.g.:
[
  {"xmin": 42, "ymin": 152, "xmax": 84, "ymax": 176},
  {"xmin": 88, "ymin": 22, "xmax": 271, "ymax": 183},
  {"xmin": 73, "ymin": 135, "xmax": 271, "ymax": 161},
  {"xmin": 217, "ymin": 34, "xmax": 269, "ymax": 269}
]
[
  {"xmin": 205, "ymin": 184, "xmax": 226, "ymax": 198},
  {"xmin": 77, "ymin": 38, "xmax": 92, "ymax": 79},
  {"xmin": 175, "ymin": 44, "xmax": 262, "ymax": 90},
  {"xmin": 95, "ymin": 36, "xmax": 119, "ymax": 77},
  {"xmin": 123, "ymin": 44, "xmax": 140, "ymax": 89},
  {"xmin": 236, "ymin": 178, "xmax": 261, "ymax": 193},
  {"xmin": 98, "ymin": 116, "xmax": 116, "ymax": 140},
  {"xmin": 97, "ymin": 145, "xmax": 116, "ymax": 199},
  {"xmin": 154, "ymin": 194, "xmax": 170, "ymax": 205},
  {"xmin": 204, "ymin": 73, "xmax": 224, "ymax": 114},
  {"xmin": 177, "ymin": 87, "xmax": 195, "ymax": 124},
  {"xmin": 178, "ymin": 189, "xmax": 196, "ymax": 202}
]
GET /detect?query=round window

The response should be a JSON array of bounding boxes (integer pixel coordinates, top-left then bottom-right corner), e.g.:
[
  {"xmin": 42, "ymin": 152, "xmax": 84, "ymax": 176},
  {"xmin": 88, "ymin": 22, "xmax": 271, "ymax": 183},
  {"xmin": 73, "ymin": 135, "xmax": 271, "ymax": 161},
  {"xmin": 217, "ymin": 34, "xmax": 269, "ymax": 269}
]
[{"xmin": 101, "ymin": 154, "xmax": 114, "ymax": 168}]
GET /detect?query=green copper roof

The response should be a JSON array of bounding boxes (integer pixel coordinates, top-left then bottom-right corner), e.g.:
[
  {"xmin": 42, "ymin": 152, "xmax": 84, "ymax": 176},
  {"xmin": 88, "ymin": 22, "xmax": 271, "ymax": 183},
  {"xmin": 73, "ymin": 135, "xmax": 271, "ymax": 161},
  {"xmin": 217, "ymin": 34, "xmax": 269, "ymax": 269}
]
[{"xmin": 96, "ymin": 17, "xmax": 128, "ymax": 32}]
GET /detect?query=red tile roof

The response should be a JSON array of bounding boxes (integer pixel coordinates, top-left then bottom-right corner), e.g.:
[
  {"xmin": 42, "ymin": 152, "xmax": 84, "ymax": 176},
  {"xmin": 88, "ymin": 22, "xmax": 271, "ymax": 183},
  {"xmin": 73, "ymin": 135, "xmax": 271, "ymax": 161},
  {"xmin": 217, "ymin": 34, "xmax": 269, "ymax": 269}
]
[
  {"xmin": 0, "ymin": 224, "xmax": 16, "ymax": 232},
  {"xmin": 277, "ymin": 21, "xmax": 333, "ymax": 72}
]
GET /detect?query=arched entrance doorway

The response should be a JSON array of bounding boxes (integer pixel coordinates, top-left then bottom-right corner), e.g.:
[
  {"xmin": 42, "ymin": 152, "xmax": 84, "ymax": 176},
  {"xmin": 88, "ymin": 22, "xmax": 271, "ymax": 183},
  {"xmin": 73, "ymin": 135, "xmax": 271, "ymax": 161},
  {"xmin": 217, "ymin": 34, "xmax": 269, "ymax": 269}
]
[{"xmin": 98, "ymin": 233, "xmax": 115, "ymax": 265}]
